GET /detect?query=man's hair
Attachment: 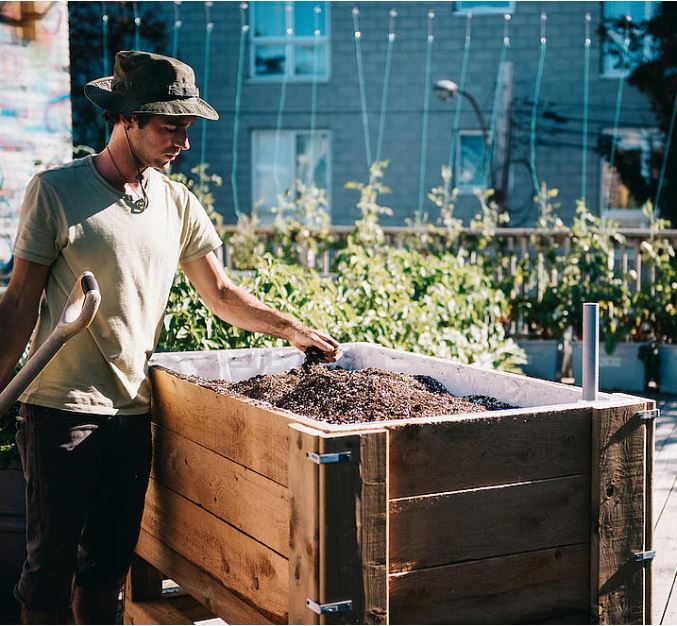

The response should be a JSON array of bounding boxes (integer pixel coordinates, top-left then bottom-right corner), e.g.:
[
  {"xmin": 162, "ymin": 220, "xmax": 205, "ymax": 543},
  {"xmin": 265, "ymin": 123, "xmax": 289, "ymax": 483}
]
[{"xmin": 102, "ymin": 111, "xmax": 153, "ymax": 129}]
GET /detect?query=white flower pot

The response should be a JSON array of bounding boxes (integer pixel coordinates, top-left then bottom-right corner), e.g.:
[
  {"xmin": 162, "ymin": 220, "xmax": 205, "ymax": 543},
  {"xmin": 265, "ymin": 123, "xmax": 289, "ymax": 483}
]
[
  {"xmin": 572, "ymin": 341, "xmax": 645, "ymax": 393},
  {"xmin": 660, "ymin": 344, "xmax": 677, "ymax": 394},
  {"xmin": 516, "ymin": 339, "xmax": 562, "ymax": 381}
]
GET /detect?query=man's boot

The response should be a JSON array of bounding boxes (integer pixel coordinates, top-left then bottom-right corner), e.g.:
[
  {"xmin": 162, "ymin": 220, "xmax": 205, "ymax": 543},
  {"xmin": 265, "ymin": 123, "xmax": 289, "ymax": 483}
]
[{"xmin": 72, "ymin": 583, "xmax": 120, "ymax": 625}]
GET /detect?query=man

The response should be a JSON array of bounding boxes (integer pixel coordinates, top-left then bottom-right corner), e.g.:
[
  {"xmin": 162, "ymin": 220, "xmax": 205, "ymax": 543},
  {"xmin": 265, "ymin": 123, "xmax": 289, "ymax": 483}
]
[{"xmin": 0, "ymin": 50, "xmax": 341, "ymax": 625}]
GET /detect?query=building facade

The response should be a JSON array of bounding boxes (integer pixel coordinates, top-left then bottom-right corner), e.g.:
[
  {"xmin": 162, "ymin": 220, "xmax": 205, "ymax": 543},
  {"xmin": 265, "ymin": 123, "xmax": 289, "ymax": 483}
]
[{"xmin": 95, "ymin": 1, "xmax": 663, "ymax": 227}]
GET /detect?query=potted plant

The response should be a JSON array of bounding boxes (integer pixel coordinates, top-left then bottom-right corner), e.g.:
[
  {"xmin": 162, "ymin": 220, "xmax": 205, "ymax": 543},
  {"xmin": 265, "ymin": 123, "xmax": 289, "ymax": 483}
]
[
  {"xmin": 629, "ymin": 204, "xmax": 677, "ymax": 392},
  {"xmin": 509, "ymin": 185, "xmax": 567, "ymax": 381},
  {"xmin": 562, "ymin": 203, "xmax": 645, "ymax": 392}
]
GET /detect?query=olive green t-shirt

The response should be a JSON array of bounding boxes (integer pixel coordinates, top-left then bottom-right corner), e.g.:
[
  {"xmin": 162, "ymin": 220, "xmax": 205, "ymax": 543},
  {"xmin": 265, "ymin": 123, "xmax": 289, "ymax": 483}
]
[{"xmin": 13, "ymin": 156, "xmax": 222, "ymax": 414}]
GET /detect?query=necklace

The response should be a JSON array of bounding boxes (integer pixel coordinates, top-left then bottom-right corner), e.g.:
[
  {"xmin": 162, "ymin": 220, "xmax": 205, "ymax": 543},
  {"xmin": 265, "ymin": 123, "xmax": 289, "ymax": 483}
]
[{"xmin": 106, "ymin": 146, "xmax": 149, "ymax": 213}]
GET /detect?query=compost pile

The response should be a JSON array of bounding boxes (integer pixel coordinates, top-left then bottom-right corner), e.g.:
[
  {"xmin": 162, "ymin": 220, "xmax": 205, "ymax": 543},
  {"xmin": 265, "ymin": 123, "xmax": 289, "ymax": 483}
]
[{"xmin": 169, "ymin": 349, "xmax": 514, "ymax": 425}]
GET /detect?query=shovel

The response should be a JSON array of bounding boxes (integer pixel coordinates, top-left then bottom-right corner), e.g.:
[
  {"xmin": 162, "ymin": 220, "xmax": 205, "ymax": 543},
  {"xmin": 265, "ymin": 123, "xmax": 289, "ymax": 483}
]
[{"xmin": 0, "ymin": 272, "xmax": 101, "ymax": 415}]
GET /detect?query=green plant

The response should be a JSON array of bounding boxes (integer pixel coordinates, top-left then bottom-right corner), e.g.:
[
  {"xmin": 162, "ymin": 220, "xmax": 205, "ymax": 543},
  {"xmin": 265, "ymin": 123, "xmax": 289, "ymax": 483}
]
[
  {"xmin": 270, "ymin": 179, "xmax": 332, "ymax": 267},
  {"xmin": 227, "ymin": 208, "xmax": 266, "ymax": 271},
  {"xmin": 169, "ymin": 164, "xmax": 225, "ymax": 237},
  {"xmin": 630, "ymin": 202, "xmax": 676, "ymax": 343},
  {"xmin": 557, "ymin": 201, "xmax": 634, "ymax": 352},
  {"xmin": 344, "ymin": 161, "xmax": 392, "ymax": 252}
]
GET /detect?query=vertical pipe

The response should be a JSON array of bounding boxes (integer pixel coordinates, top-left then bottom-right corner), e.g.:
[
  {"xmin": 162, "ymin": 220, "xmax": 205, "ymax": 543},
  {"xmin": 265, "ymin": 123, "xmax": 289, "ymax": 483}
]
[{"xmin": 582, "ymin": 302, "xmax": 599, "ymax": 401}]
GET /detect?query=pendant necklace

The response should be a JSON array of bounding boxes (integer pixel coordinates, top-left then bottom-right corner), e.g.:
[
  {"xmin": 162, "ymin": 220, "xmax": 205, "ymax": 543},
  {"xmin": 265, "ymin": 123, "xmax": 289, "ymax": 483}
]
[{"xmin": 106, "ymin": 145, "xmax": 149, "ymax": 213}]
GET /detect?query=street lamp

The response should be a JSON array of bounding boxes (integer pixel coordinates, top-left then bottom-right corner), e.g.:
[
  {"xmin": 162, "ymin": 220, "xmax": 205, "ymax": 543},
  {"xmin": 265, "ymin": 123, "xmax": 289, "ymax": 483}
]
[{"xmin": 433, "ymin": 79, "xmax": 488, "ymax": 142}]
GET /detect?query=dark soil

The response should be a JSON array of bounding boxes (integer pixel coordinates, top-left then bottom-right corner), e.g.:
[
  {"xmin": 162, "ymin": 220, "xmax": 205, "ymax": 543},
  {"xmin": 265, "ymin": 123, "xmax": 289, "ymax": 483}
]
[{"xmin": 166, "ymin": 360, "xmax": 515, "ymax": 425}]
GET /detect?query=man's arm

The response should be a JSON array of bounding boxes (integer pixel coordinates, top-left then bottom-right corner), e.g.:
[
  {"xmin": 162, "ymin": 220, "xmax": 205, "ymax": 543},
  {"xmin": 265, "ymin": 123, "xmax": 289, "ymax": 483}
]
[
  {"xmin": 0, "ymin": 258, "xmax": 50, "ymax": 390},
  {"xmin": 180, "ymin": 252, "xmax": 342, "ymax": 360}
]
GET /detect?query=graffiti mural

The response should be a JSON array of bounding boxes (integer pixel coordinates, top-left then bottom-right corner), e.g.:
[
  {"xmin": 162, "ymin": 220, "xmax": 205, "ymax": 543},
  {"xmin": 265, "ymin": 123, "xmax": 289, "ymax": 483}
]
[{"xmin": 0, "ymin": 1, "xmax": 72, "ymax": 262}]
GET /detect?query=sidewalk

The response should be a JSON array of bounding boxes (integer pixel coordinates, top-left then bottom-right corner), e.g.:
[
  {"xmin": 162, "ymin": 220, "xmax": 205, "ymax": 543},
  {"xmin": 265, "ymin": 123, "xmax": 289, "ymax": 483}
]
[{"xmin": 653, "ymin": 393, "xmax": 677, "ymax": 624}]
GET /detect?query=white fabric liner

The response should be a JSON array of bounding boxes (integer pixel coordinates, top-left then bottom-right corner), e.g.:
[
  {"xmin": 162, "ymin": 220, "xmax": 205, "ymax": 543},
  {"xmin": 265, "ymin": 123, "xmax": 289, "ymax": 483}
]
[{"xmin": 150, "ymin": 342, "xmax": 613, "ymax": 408}]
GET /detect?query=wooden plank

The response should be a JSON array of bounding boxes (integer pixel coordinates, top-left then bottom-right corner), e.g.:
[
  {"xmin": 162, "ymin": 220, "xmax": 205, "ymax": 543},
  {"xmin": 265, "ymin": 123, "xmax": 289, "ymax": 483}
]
[
  {"xmin": 135, "ymin": 528, "xmax": 275, "ymax": 625},
  {"xmin": 590, "ymin": 402, "xmax": 647, "ymax": 625},
  {"xmin": 389, "ymin": 543, "xmax": 590, "ymax": 625},
  {"xmin": 390, "ymin": 475, "xmax": 590, "ymax": 572},
  {"xmin": 151, "ymin": 422, "xmax": 289, "ymax": 556},
  {"xmin": 320, "ymin": 430, "xmax": 389, "ymax": 625},
  {"xmin": 288, "ymin": 424, "xmax": 322, "ymax": 625},
  {"xmin": 388, "ymin": 408, "xmax": 591, "ymax": 497},
  {"xmin": 150, "ymin": 367, "xmax": 292, "ymax": 485},
  {"xmin": 141, "ymin": 477, "xmax": 289, "ymax": 622}
]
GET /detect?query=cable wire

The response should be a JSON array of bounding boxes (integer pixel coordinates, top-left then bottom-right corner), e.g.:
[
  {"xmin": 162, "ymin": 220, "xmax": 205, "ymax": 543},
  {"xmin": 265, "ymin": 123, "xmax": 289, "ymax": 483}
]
[
  {"xmin": 604, "ymin": 15, "xmax": 632, "ymax": 214},
  {"xmin": 172, "ymin": 0, "xmax": 182, "ymax": 58},
  {"xmin": 353, "ymin": 6, "xmax": 372, "ymax": 169},
  {"xmin": 655, "ymin": 85, "xmax": 677, "ymax": 216},
  {"xmin": 273, "ymin": 3, "xmax": 292, "ymax": 192},
  {"xmin": 200, "ymin": 1, "xmax": 214, "ymax": 166},
  {"xmin": 101, "ymin": 2, "xmax": 110, "ymax": 144},
  {"xmin": 230, "ymin": 2, "xmax": 248, "ymax": 219},
  {"xmin": 376, "ymin": 8, "xmax": 397, "ymax": 163},
  {"xmin": 308, "ymin": 5, "xmax": 322, "ymax": 187},
  {"xmin": 482, "ymin": 12, "xmax": 511, "ymax": 189},
  {"xmin": 581, "ymin": 13, "xmax": 591, "ymax": 204},
  {"xmin": 529, "ymin": 12, "xmax": 547, "ymax": 194},
  {"xmin": 449, "ymin": 12, "xmax": 472, "ymax": 176},
  {"xmin": 417, "ymin": 10, "xmax": 435, "ymax": 215},
  {"xmin": 133, "ymin": 1, "xmax": 141, "ymax": 50}
]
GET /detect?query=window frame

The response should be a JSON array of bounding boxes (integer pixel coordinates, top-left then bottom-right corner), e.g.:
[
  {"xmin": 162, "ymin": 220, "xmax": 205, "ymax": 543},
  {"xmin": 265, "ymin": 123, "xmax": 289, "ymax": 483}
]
[
  {"xmin": 600, "ymin": 1, "xmax": 658, "ymax": 79},
  {"xmin": 251, "ymin": 128, "xmax": 332, "ymax": 221},
  {"xmin": 456, "ymin": 130, "xmax": 488, "ymax": 194},
  {"xmin": 454, "ymin": 1, "xmax": 515, "ymax": 15},
  {"xmin": 249, "ymin": 1, "xmax": 331, "ymax": 83},
  {"xmin": 598, "ymin": 126, "xmax": 661, "ymax": 225}
]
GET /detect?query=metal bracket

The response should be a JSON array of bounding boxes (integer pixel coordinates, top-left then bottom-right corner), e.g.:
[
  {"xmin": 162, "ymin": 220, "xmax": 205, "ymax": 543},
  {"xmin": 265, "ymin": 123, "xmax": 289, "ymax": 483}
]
[
  {"xmin": 306, "ymin": 450, "xmax": 352, "ymax": 465},
  {"xmin": 306, "ymin": 599, "xmax": 353, "ymax": 615},
  {"xmin": 633, "ymin": 550, "xmax": 656, "ymax": 562},
  {"xmin": 636, "ymin": 408, "xmax": 660, "ymax": 422}
]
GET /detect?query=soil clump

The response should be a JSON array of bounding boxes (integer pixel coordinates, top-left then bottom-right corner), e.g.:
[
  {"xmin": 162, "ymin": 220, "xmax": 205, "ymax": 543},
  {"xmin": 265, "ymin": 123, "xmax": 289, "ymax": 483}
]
[{"xmin": 166, "ymin": 360, "xmax": 515, "ymax": 425}]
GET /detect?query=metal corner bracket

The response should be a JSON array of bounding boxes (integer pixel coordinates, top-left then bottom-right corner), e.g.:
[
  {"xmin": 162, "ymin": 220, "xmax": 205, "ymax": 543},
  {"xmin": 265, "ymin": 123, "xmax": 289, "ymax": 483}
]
[
  {"xmin": 633, "ymin": 550, "xmax": 656, "ymax": 562},
  {"xmin": 636, "ymin": 408, "xmax": 660, "ymax": 422},
  {"xmin": 306, "ymin": 450, "xmax": 352, "ymax": 465},
  {"xmin": 306, "ymin": 599, "xmax": 353, "ymax": 615}
]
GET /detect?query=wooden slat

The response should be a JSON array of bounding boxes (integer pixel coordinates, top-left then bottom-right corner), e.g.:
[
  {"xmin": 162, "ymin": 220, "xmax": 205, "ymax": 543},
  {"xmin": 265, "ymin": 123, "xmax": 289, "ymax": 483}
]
[
  {"xmin": 141, "ymin": 477, "xmax": 289, "ymax": 622},
  {"xmin": 150, "ymin": 367, "xmax": 292, "ymax": 485},
  {"xmin": 388, "ymin": 408, "xmax": 591, "ymax": 497},
  {"xmin": 135, "ymin": 528, "xmax": 274, "ymax": 625},
  {"xmin": 151, "ymin": 422, "xmax": 289, "ymax": 556},
  {"xmin": 389, "ymin": 543, "xmax": 590, "ymax": 625},
  {"xmin": 390, "ymin": 475, "xmax": 590, "ymax": 572},
  {"xmin": 124, "ymin": 592, "xmax": 214, "ymax": 625},
  {"xmin": 590, "ymin": 402, "xmax": 647, "ymax": 625},
  {"xmin": 321, "ymin": 430, "xmax": 389, "ymax": 625},
  {"xmin": 288, "ymin": 424, "xmax": 322, "ymax": 625}
]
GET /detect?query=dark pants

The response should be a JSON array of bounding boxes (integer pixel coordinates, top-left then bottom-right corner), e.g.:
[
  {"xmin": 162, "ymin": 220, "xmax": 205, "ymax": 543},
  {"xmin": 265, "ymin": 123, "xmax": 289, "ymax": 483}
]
[{"xmin": 14, "ymin": 403, "xmax": 152, "ymax": 611}]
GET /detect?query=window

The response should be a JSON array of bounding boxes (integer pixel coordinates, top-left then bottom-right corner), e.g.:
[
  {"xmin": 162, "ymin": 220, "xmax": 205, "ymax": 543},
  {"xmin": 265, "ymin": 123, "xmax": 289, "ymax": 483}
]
[
  {"xmin": 456, "ymin": 132, "xmax": 487, "ymax": 192},
  {"xmin": 599, "ymin": 128, "xmax": 662, "ymax": 226},
  {"xmin": 455, "ymin": 1, "xmax": 515, "ymax": 14},
  {"xmin": 250, "ymin": 1, "xmax": 329, "ymax": 81},
  {"xmin": 252, "ymin": 130, "xmax": 330, "ymax": 222},
  {"xmin": 601, "ymin": 1, "xmax": 658, "ymax": 77}
]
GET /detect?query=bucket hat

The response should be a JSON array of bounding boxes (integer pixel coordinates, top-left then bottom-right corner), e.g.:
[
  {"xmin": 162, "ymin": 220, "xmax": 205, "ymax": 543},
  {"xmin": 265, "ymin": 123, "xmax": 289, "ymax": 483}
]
[{"xmin": 84, "ymin": 50, "xmax": 218, "ymax": 120}]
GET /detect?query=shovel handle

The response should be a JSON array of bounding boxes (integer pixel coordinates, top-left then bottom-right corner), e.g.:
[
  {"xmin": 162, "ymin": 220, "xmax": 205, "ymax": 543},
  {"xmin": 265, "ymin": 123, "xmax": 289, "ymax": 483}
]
[{"xmin": 0, "ymin": 272, "xmax": 101, "ymax": 416}]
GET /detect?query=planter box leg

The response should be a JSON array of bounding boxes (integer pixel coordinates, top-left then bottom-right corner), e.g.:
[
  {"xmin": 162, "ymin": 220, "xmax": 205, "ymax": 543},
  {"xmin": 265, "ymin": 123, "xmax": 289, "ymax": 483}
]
[
  {"xmin": 288, "ymin": 425, "xmax": 389, "ymax": 625},
  {"xmin": 590, "ymin": 401, "xmax": 651, "ymax": 624},
  {"xmin": 124, "ymin": 555, "xmax": 164, "ymax": 624}
]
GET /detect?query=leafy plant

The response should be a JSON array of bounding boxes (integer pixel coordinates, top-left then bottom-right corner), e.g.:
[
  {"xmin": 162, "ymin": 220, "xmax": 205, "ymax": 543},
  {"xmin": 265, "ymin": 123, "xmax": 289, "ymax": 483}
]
[
  {"xmin": 557, "ymin": 201, "xmax": 634, "ymax": 352},
  {"xmin": 344, "ymin": 161, "xmax": 392, "ymax": 252},
  {"xmin": 270, "ymin": 180, "xmax": 332, "ymax": 267},
  {"xmin": 227, "ymin": 207, "xmax": 267, "ymax": 271},
  {"xmin": 169, "ymin": 164, "xmax": 225, "ymax": 237}
]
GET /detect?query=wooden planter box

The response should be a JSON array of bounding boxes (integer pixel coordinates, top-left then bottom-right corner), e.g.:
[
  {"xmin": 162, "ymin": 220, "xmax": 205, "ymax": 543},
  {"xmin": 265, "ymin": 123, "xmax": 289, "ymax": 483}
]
[{"xmin": 124, "ymin": 343, "xmax": 655, "ymax": 625}]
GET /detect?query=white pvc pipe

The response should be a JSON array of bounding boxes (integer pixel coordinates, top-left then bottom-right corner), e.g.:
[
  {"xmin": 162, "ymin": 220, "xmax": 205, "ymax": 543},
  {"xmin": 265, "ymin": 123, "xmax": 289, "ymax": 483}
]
[{"xmin": 582, "ymin": 302, "xmax": 599, "ymax": 401}]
